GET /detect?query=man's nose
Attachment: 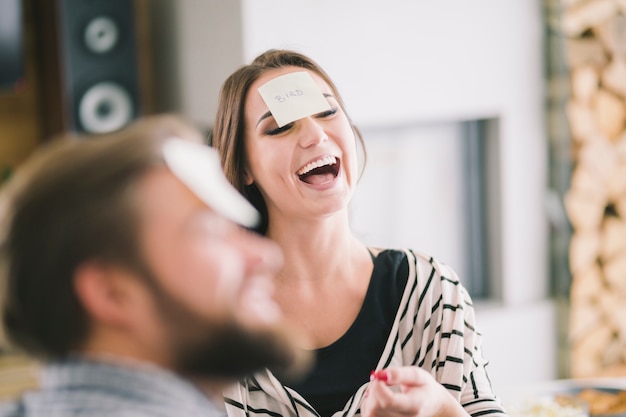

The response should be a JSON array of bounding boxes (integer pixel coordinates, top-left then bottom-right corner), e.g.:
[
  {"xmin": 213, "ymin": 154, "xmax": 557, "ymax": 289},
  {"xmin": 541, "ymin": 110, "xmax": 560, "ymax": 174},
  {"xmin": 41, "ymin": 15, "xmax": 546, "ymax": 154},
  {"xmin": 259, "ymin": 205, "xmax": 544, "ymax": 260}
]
[{"xmin": 298, "ymin": 117, "xmax": 328, "ymax": 148}]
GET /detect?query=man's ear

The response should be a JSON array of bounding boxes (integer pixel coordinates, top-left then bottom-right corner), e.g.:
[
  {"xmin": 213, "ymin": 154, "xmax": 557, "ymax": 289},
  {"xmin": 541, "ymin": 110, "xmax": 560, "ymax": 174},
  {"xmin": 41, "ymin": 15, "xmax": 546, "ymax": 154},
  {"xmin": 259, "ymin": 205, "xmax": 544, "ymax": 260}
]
[{"xmin": 73, "ymin": 262, "xmax": 138, "ymax": 327}]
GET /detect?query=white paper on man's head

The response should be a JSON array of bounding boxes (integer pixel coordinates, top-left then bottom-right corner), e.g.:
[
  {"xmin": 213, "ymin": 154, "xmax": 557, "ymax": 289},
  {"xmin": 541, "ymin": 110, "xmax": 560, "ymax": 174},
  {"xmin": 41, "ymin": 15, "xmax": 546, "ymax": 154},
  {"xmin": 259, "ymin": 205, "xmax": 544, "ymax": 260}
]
[
  {"xmin": 162, "ymin": 138, "xmax": 260, "ymax": 228},
  {"xmin": 257, "ymin": 71, "xmax": 331, "ymax": 128}
]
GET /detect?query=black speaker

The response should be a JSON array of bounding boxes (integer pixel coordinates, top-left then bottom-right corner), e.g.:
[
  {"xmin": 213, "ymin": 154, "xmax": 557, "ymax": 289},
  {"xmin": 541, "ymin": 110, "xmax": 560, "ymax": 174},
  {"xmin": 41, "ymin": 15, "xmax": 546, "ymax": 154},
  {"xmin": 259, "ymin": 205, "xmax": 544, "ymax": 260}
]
[
  {"xmin": 37, "ymin": 0, "xmax": 150, "ymax": 137},
  {"xmin": 0, "ymin": 0, "xmax": 24, "ymax": 91}
]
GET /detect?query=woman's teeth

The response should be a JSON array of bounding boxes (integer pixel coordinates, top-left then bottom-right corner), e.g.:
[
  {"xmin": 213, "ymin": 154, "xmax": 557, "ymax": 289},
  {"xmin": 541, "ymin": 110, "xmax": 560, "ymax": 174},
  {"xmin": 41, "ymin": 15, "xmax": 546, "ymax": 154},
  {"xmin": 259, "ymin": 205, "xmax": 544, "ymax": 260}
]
[{"xmin": 296, "ymin": 156, "xmax": 337, "ymax": 176}]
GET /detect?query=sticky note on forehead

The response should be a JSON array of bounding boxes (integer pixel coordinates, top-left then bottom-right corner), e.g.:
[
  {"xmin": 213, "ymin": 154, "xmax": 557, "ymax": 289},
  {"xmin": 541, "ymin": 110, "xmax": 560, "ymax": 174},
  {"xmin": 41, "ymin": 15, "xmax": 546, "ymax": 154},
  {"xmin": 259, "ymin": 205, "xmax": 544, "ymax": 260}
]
[{"xmin": 257, "ymin": 71, "xmax": 331, "ymax": 128}]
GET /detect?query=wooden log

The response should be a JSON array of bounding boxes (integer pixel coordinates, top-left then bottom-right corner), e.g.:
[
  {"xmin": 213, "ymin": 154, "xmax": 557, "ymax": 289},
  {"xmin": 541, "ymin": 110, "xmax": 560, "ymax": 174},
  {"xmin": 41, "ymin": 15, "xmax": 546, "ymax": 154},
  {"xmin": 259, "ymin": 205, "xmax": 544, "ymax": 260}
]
[
  {"xmin": 606, "ymin": 162, "xmax": 626, "ymax": 200},
  {"xmin": 571, "ymin": 264, "xmax": 605, "ymax": 303},
  {"xmin": 601, "ymin": 292, "xmax": 626, "ymax": 348},
  {"xmin": 564, "ymin": 190, "xmax": 606, "ymax": 232},
  {"xmin": 567, "ymin": 100, "xmax": 599, "ymax": 142},
  {"xmin": 579, "ymin": 135, "xmax": 620, "ymax": 180},
  {"xmin": 603, "ymin": 254, "xmax": 626, "ymax": 291},
  {"xmin": 562, "ymin": 0, "xmax": 617, "ymax": 37},
  {"xmin": 593, "ymin": 363, "xmax": 626, "ymax": 377},
  {"xmin": 572, "ymin": 65, "xmax": 599, "ymax": 103},
  {"xmin": 570, "ymin": 299, "xmax": 603, "ymax": 343},
  {"xmin": 592, "ymin": 89, "xmax": 626, "ymax": 141},
  {"xmin": 601, "ymin": 217, "xmax": 626, "ymax": 261},
  {"xmin": 616, "ymin": 194, "xmax": 626, "ymax": 219},
  {"xmin": 571, "ymin": 323, "xmax": 613, "ymax": 377},
  {"xmin": 601, "ymin": 336, "xmax": 625, "ymax": 368},
  {"xmin": 602, "ymin": 56, "xmax": 626, "ymax": 99},
  {"xmin": 600, "ymin": 290, "xmax": 626, "ymax": 321},
  {"xmin": 571, "ymin": 351, "xmax": 599, "ymax": 378},
  {"xmin": 615, "ymin": 132, "xmax": 626, "ymax": 161},
  {"xmin": 570, "ymin": 160, "xmax": 608, "ymax": 199},
  {"xmin": 593, "ymin": 14, "xmax": 626, "ymax": 55},
  {"xmin": 621, "ymin": 324, "xmax": 626, "ymax": 346},
  {"xmin": 565, "ymin": 189, "xmax": 607, "ymax": 232},
  {"xmin": 562, "ymin": 0, "xmax": 588, "ymax": 9},
  {"xmin": 570, "ymin": 231, "xmax": 601, "ymax": 273},
  {"xmin": 566, "ymin": 37, "xmax": 608, "ymax": 68}
]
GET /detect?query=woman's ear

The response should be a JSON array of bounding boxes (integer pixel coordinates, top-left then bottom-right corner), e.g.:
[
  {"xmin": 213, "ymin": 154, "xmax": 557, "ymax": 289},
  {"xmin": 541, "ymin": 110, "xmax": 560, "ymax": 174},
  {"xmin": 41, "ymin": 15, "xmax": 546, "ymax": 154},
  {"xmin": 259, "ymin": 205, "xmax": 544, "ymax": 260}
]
[
  {"xmin": 73, "ymin": 262, "xmax": 139, "ymax": 327},
  {"xmin": 244, "ymin": 169, "xmax": 254, "ymax": 186}
]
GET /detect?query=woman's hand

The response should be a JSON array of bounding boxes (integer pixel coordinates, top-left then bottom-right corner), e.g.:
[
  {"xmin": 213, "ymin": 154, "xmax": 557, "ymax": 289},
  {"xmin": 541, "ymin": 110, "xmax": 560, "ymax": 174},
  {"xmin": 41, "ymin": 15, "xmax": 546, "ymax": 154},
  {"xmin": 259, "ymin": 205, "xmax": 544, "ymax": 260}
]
[{"xmin": 361, "ymin": 367, "xmax": 469, "ymax": 417}]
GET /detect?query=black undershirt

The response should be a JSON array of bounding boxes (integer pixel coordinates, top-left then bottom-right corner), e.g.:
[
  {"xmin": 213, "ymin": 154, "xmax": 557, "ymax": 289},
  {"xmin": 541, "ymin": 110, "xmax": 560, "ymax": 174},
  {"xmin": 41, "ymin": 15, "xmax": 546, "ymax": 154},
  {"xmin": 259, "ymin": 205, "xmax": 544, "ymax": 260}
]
[{"xmin": 286, "ymin": 249, "xmax": 409, "ymax": 417}]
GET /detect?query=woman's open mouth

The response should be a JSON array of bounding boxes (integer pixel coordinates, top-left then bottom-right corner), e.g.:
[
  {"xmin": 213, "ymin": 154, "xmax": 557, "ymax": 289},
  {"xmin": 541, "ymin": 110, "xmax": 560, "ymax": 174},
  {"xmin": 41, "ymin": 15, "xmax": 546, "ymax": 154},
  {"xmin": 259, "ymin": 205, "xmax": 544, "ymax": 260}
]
[{"xmin": 296, "ymin": 156, "xmax": 340, "ymax": 185}]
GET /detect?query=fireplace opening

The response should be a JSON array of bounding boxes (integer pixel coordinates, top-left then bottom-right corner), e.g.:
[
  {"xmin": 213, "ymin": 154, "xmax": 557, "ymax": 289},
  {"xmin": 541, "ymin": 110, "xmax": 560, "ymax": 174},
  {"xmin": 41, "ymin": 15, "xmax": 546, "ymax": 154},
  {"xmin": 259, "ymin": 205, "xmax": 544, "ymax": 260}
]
[{"xmin": 350, "ymin": 118, "xmax": 501, "ymax": 300}]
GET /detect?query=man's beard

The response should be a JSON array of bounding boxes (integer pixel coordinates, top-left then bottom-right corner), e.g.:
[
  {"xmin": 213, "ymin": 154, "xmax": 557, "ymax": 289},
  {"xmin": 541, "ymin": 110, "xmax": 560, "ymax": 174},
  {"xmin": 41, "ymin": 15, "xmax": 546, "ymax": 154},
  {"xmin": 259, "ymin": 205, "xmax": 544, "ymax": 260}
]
[
  {"xmin": 172, "ymin": 319, "xmax": 308, "ymax": 380},
  {"xmin": 143, "ymin": 270, "xmax": 312, "ymax": 381}
]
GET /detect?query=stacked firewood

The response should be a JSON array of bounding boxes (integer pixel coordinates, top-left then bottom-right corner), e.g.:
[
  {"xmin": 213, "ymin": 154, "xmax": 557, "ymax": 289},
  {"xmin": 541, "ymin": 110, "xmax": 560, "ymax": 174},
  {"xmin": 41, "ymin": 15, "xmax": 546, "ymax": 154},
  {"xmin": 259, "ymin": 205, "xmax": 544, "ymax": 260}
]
[{"xmin": 562, "ymin": 0, "xmax": 626, "ymax": 377}]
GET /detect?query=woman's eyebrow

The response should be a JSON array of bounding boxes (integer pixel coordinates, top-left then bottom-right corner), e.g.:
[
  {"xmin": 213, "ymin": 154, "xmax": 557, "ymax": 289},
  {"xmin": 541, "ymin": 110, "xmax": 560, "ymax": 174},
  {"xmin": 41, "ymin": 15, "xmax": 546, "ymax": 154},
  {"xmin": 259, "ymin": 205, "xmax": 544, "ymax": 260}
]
[{"xmin": 256, "ymin": 110, "xmax": 273, "ymax": 127}]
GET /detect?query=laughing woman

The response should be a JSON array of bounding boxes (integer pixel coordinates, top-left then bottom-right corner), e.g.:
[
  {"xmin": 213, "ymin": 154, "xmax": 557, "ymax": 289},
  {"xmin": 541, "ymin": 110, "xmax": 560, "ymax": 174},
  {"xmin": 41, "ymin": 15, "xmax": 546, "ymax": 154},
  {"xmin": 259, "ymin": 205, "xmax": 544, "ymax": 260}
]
[{"xmin": 212, "ymin": 49, "xmax": 507, "ymax": 417}]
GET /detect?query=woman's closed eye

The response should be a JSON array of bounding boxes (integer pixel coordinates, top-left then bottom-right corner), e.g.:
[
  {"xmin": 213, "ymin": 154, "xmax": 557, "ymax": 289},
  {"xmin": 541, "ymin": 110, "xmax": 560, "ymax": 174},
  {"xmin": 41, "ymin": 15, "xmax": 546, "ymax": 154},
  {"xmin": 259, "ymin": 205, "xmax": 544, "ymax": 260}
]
[
  {"xmin": 263, "ymin": 107, "xmax": 337, "ymax": 136},
  {"xmin": 265, "ymin": 122, "xmax": 294, "ymax": 136},
  {"xmin": 314, "ymin": 107, "xmax": 338, "ymax": 119}
]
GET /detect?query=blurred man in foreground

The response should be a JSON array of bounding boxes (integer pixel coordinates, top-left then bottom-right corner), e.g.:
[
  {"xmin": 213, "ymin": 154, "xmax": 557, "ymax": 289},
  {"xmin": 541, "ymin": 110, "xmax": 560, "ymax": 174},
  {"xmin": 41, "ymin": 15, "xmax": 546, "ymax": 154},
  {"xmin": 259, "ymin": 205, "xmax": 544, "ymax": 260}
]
[{"xmin": 0, "ymin": 115, "xmax": 307, "ymax": 416}]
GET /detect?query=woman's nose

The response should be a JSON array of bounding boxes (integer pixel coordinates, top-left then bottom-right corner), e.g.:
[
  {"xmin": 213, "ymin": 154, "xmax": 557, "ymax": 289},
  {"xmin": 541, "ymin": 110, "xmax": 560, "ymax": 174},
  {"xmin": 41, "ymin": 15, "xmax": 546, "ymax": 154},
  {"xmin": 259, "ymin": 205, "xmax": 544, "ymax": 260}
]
[{"xmin": 298, "ymin": 117, "xmax": 328, "ymax": 148}]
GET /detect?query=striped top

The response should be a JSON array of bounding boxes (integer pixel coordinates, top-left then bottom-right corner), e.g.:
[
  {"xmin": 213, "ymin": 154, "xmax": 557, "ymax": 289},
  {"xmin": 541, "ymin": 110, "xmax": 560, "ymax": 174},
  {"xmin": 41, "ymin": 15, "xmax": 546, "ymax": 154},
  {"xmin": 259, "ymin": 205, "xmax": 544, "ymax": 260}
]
[
  {"xmin": 223, "ymin": 249, "xmax": 508, "ymax": 417},
  {"xmin": 0, "ymin": 357, "xmax": 226, "ymax": 417}
]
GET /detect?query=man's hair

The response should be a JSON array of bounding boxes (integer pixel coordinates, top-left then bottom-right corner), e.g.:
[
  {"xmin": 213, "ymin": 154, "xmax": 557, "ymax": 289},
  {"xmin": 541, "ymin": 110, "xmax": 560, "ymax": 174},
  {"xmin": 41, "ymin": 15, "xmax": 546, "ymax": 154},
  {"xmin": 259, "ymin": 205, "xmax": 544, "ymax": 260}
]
[{"xmin": 0, "ymin": 115, "xmax": 204, "ymax": 359}]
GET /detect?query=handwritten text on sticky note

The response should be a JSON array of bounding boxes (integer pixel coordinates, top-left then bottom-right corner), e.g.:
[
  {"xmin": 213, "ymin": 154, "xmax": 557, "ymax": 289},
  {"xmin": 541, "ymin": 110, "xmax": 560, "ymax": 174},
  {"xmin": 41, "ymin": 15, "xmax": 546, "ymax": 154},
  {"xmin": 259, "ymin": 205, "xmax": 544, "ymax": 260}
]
[{"xmin": 257, "ymin": 71, "xmax": 331, "ymax": 128}]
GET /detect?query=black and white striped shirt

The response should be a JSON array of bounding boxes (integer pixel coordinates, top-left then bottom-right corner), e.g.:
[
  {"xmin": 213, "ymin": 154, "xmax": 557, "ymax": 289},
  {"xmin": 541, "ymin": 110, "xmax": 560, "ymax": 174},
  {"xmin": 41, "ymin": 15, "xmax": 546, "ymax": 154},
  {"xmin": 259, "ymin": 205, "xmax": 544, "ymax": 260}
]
[{"xmin": 223, "ymin": 249, "xmax": 507, "ymax": 417}]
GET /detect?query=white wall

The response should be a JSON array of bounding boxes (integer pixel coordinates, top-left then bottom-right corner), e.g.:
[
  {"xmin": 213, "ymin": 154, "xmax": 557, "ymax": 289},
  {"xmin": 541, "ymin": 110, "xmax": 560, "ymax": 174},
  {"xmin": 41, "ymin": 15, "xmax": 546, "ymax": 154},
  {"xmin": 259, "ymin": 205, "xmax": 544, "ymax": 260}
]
[
  {"xmin": 151, "ymin": 0, "xmax": 555, "ymax": 391},
  {"xmin": 149, "ymin": 0, "xmax": 245, "ymax": 125}
]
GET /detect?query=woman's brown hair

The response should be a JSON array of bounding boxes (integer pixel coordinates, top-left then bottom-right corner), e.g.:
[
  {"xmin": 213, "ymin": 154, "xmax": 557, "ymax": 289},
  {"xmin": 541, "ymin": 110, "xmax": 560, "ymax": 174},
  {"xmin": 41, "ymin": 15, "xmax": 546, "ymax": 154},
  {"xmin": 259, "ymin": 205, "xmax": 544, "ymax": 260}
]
[{"xmin": 211, "ymin": 49, "xmax": 365, "ymax": 235}]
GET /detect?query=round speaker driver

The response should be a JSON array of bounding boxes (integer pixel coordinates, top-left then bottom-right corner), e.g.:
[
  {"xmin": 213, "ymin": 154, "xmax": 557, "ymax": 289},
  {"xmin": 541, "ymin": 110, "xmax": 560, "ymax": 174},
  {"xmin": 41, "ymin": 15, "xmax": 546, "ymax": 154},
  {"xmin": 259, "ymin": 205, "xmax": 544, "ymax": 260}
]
[
  {"xmin": 78, "ymin": 82, "xmax": 134, "ymax": 133},
  {"xmin": 84, "ymin": 16, "xmax": 119, "ymax": 54}
]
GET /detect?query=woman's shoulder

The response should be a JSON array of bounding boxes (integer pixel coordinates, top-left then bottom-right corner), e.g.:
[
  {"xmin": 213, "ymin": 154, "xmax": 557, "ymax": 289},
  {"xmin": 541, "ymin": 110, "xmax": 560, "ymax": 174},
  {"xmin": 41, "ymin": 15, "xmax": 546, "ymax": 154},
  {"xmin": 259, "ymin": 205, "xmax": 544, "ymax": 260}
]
[
  {"xmin": 368, "ymin": 247, "xmax": 471, "ymax": 314},
  {"xmin": 369, "ymin": 247, "xmax": 454, "ymax": 269},
  {"xmin": 368, "ymin": 248, "xmax": 412, "ymax": 278},
  {"xmin": 367, "ymin": 248, "xmax": 410, "ymax": 299},
  {"xmin": 369, "ymin": 247, "xmax": 462, "ymax": 285},
  {"xmin": 368, "ymin": 247, "xmax": 405, "ymax": 259}
]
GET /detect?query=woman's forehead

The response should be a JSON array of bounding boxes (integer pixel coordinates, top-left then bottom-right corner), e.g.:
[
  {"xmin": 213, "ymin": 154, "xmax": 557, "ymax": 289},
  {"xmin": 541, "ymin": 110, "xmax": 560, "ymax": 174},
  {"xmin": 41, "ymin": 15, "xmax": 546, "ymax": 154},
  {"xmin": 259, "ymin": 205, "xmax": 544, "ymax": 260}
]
[{"xmin": 254, "ymin": 67, "xmax": 331, "ymax": 94}]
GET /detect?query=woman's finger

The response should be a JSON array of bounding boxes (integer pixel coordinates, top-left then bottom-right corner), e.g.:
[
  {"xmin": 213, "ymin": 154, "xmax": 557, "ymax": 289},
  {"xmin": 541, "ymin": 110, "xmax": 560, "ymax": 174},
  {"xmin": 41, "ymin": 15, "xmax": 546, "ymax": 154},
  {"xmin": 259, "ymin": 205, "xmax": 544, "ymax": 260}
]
[
  {"xmin": 383, "ymin": 367, "xmax": 432, "ymax": 388},
  {"xmin": 364, "ymin": 379, "xmax": 421, "ymax": 417}
]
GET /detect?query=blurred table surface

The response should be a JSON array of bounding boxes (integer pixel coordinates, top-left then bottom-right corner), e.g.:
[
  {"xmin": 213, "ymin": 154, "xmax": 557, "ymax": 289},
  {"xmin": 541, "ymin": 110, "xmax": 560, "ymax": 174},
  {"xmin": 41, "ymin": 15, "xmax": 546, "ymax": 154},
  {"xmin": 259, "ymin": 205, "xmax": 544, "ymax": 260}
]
[
  {"xmin": 0, "ymin": 354, "xmax": 40, "ymax": 401},
  {"xmin": 0, "ymin": 355, "xmax": 625, "ymax": 409},
  {"xmin": 498, "ymin": 377, "xmax": 626, "ymax": 413}
]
